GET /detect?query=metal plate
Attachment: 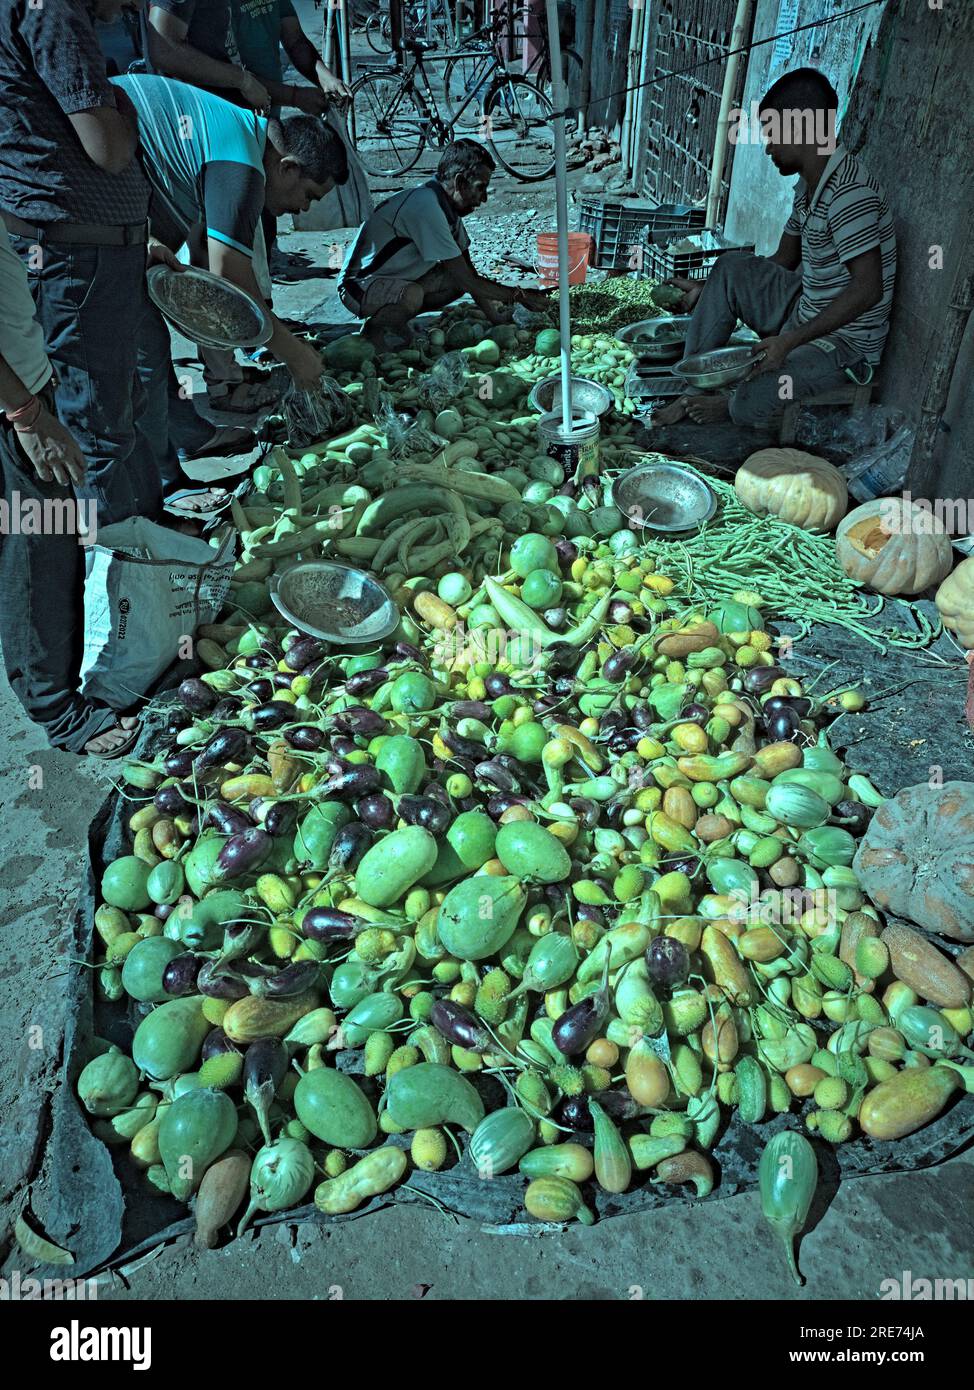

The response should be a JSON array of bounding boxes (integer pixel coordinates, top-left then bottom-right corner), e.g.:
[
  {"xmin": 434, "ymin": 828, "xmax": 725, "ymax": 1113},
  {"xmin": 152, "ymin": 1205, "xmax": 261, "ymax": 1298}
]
[
  {"xmin": 269, "ymin": 561, "xmax": 399, "ymax": 647},
  {"xmin": 673, "ymin": 345, "xmax": 759, "ymax": 390},
  {"xmin": 611, "ymin": 462, "xmax": 717, "ymax": 533},
  {"xmin": 615, "ymin": 315, "xmax": 692, "ymax": 361},
  {"xmin": 147, "ymin": 265, "xmax": 273, "ymax": 351},
  {"xmin": 527, "ymin": 374, "xmax": 613, "ymax": 417}
]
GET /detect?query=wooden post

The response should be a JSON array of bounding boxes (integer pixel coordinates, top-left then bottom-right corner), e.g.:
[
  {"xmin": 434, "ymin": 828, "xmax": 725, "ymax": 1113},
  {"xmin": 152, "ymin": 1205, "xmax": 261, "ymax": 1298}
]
[
  {"xmin": 906, "ymin": 226, "xmax": 974, "ymax": 498},
  {"xmin": 390, "ymin": 0, "xmax": 404, "ymax": 63}
]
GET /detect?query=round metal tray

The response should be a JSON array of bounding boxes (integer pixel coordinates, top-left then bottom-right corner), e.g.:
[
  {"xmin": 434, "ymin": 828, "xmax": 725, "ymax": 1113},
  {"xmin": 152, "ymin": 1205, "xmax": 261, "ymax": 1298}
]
[
  {"xmin": 673, "ymin": 345, "xmax": 760, "ymax": 390},
  {"xmin": 616, "ymin": 316, "xmax": 693, "ymax": 362},
  {"xmin": 270, "ymin": 561, "xmax": 399, "ymax": 647},
  {"xmin": 147, "ymin": 265, "xmax": 273, "ymax": 351},
  {"xmin": 527, "ymin": 374, "xmax": 613, "ymax": 417},
  {"xmin": 611, "ymin": 463, "xmax": 717, "ymax": 534}
]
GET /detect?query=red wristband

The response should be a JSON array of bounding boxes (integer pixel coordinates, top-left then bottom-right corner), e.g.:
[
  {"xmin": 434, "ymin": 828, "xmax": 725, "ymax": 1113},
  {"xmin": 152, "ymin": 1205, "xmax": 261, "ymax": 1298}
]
[{"xmin": 7, "ymin": 395, "xmax": 42, "ymax": 430}]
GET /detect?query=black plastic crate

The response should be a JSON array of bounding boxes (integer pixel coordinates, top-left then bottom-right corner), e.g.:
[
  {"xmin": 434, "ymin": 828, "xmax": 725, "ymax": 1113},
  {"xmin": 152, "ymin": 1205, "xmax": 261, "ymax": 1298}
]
[
  {"xmin": 578, "ymin": 198, "xmax": 706, "ymax": 272},
  {"xmin": 640, "ymin": 229, "xmax": 754, "ymax": 282}
]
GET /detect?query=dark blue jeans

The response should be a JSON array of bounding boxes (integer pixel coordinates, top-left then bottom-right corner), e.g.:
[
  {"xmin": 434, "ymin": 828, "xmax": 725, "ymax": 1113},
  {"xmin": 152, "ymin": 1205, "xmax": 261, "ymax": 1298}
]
[
  {"xmin": 11, "ymin": 238, "xmax": 163, "ymax": 523},
  {"xmin": 136, "ymin": 294, "xmax": 216, "ymax": 493},
  {"xmin": 0, "ymin": 403, "xmax": 120, "ymax": 752}
]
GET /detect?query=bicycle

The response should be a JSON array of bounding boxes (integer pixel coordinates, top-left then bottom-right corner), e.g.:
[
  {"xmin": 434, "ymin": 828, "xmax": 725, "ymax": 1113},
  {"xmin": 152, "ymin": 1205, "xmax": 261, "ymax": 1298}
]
[
  {"xmin": 363, "ymin": 1, "xmax": 456, "ymax": 56},
  {"xmin": 441, "ymin": 14, "xmax": 582, "ymax": 133},
  {"xmin": 349, "ymin": 35, "xmax": 556, "ymax": 182}
]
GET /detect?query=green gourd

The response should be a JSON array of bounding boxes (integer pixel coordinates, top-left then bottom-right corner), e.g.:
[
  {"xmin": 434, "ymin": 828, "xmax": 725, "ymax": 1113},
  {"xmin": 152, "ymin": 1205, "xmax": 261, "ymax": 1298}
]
[
  {"xmin": 77, "ymin": 1046, "xmax": 140, "ymax": 1116},
  {"xmin": 355, "ymin": 826, "xmax": 438, "ymax": 907},
  {"xmin": 158, "ymin": 1087, "xmax": 237, "ymax": 1201},
  {"xmin": 293, "ymin": 801, "xmax": 352, "ymax": 871},
  {"xmin": 182, "ymin": 833, "xmax": 228, "ymax": 897},
  {"xmin": 494, "ymin": 821, "xmax": 571, "ymax": 883},
  {"xmin": 375, "ymin": 735, "xmax": 426, "ymax": 794},
  {"xmin": 293, "ymin": 1068, "xmax": 377, "ymax": 1147},
  {"xmin": 341, "ymin": 992, "xmax": 404, "ymax": 1047},
  {"xmin": 758, "ymin": 1130, "xmax": 818, "ymax": 1285},
  {"xmin": 468, "ymin": 1108, "xmax": 536, "ymax": 1178},
  {"xmin": 100, "ymin": 855, "xmax": 153, "ymax": 912},
  {"xmin": 132, "ymin": 997, "xmax": 210, "ymax": 1080},
  {"xmin": 174, "ymin": 889, "xmax": 250, "ymax": 951},
  {"xmin": 797, "ymin": 826, "xmax": 858, "ymax": 868},
  {"xmin": 385, "ymin": 1062, "xmax": 485, "ymax": 1132},
  {"xmin": 436, "ymin": 875, "xmax": 527, "ymax": 960},
  {"xmin": 120, "ymin": 936, "xmax": 182, "ymax": 1003},
  {"xmin": 146, "ymin": 860, "xmax": 185, "ymax": 906},
  {"xmin": 765, "ymin": 783, "xmax": 830, "ymax": 829}
]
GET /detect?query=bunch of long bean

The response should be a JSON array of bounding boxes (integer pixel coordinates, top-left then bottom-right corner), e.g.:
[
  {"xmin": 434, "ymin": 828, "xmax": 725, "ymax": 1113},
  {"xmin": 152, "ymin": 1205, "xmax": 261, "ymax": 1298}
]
[{"xmin": 611, "ymin": 462, "xmax": 942, "ymax": 653}]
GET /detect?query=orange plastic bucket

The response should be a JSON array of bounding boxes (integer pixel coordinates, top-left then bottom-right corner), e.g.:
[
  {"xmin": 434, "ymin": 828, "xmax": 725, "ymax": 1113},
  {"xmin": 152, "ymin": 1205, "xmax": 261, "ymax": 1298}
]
[{"xmin": 536, "ymin": 232, "xmax": 592, "ymax": 289}]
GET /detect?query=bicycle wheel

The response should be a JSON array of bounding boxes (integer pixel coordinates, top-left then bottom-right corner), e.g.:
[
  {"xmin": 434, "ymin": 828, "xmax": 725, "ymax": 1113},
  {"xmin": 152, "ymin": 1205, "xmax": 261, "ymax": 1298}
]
[
  {"xmin": 442, "ymin": 51, "xmax": 495, "ymax": 128},
  {"xmin": 350, "ymin": 72, "xmax": 427, "ymax": 179},
  {"xmin": 483, "ymin": 76, "xmax": 555, "ymax": 182},
  {"xmin": 364, "ymin": 14, "xmax": 388, "ymax": 54}
]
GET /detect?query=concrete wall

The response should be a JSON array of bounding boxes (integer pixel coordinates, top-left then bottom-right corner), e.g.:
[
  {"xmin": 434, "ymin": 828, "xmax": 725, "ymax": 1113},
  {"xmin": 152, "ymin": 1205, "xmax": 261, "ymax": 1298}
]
[{"xmin": 724, "ymin": 0, "xmax": 888, "ymax": 254}]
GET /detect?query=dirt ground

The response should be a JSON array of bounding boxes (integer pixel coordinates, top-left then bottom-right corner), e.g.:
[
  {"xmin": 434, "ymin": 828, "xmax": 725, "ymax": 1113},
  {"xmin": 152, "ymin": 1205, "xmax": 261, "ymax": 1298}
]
[{"xmin": 1, "ymin": 2, "xmax": 971, "ymax": 1303}]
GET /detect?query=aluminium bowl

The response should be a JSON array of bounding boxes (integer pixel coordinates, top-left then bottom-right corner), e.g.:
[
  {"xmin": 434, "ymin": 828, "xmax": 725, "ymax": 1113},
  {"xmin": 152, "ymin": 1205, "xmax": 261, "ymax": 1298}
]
[
  {"xmin": 527, "ymin": 374, "xmax": 613, "ymax": 418},
  {"xmin": 672, "ymin": 345, "xmax": 759, "ymax": 390},
  {"xmin": 611, "ymin": 463, "xmax": 717, "ymax": 534},
  {"xmin": 269, "ymin": 561, "xmax": 399, "ymax": 648},
  {"xmin": 147, "ymin": 265, "xmax": 273, "ymax": 352}
]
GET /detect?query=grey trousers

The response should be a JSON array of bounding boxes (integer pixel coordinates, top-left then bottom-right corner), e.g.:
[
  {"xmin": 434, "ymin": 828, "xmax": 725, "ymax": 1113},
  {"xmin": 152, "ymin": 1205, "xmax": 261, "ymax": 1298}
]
[{"xmin": 684, "ymin": 252, "xmax": 862, "ymax": 427}]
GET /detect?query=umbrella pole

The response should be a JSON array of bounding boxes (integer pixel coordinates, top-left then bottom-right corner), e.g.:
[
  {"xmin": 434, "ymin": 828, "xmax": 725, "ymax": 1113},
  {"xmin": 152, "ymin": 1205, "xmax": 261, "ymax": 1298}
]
[{"xmin": 544, "ymin": 0, "xmax": 573, "ymax": 434}]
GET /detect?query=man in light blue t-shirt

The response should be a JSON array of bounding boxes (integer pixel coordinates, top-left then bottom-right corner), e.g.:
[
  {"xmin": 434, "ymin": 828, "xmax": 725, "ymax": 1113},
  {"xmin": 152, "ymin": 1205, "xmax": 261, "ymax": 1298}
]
[{"xmin": 115, "ymin": 74, "xmax": 348, "ymax": 487}]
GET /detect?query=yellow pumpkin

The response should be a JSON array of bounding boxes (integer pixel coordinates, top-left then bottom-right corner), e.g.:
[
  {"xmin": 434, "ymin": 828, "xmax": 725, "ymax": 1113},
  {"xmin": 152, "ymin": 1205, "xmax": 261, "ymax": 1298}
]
[
  {"xmin": 734, "ymin": 448, "xmax": 847, "ymax": 532},
  {"xmin": 935, "ymin": 556, "xmax": 974, "ymax": 648},
  {"xmin": 835, "ymin": 497, "xmax": 953, "ymax": 596}
]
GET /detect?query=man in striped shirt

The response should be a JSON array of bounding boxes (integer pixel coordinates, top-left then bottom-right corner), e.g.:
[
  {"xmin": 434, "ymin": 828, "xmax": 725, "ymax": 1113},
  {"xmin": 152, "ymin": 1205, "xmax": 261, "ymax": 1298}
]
[{"xmin": 655, "ymin": 68, "xmax": 896, "ymax": 429}]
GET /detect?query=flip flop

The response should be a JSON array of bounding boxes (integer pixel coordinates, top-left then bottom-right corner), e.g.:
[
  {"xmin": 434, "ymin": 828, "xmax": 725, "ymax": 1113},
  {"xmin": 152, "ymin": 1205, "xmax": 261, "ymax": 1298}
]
[
  {"xmin": 84, "ymin": 717, "xmax": 141, "ymax": 760},
  {"xmin": 178, "ymin": 425, "xmax": 256, "ymax": 463},
  {"xmin": 208, "ymin": 380, "xmax": 280, "ymax": 413}
]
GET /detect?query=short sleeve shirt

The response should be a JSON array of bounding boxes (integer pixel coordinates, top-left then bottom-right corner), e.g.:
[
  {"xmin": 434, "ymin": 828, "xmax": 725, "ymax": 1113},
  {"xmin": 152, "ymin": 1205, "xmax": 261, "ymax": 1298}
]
[
  {"xmin": 142, "ymin": 0, "xmax": 238, "ymax": 70},
  {"xmin": 340, "ymin": 182, "xmax": 470, "ymax": 290},
  {"xmin": 0, "ymin": 0, "xmax": 149, "ymax": 225},
  {"xmin": 113, "ymin": 75, "xmax": 266, "ymax": 257},
  {"xmin": 0, "ymin": 228, "xmax": 52, "ymax": 397},
  {"xmin": 784, "ymin": 146, "xmax": 897, "ymax": 366},
  {"xmin": 233, "ymin": 0, "xmax": 298, "ymax": 85}
]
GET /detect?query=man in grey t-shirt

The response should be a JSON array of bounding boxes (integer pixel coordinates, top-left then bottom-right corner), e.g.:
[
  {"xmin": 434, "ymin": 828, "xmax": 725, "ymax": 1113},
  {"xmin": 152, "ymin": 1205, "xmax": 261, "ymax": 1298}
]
[
  {"xmin": 340, "ymin": 140, "xmax": 548, "ymax": 346},
  {"xmin": 655, "ymin": 68, "xmax": 896, "ymax": 430}
]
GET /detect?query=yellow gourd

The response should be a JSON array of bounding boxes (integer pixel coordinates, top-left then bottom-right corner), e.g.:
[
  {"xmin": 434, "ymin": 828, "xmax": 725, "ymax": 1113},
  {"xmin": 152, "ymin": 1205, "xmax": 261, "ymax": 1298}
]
[
  {"xmin": 934, "ymin": 556, "xmax": 974, "ymax": 648},
  {"xmin": 835, "ymin": 497, "xmax": 952, "ymax": 595},
  {"xmin": 735, "ymin": 448, "xmax": 847, "ymax": 532}
]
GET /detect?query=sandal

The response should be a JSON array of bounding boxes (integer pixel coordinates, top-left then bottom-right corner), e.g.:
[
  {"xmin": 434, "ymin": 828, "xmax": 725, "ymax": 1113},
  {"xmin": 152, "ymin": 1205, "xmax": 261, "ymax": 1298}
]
[
  {"xmin": 178, "ymin": 425, "xmax": 256, "ymax": 463},
  {"xmin": 85, "ymin": 715, "xmax": 140, "ymax": 760},
  {"xmin": 208, "ymin": 379, "xmax": 280, "ymax": 413}
]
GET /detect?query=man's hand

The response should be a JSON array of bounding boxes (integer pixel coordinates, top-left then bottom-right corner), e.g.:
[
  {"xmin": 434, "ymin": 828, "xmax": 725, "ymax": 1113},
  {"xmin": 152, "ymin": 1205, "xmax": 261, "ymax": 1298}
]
[
  {"xmin": 665, "ymin": 275, "xmax": 704, "ymax": 313},
  {"xmin": 147, "ymin": 238, "xmax": 185, "ymax": 272},
  {"xmin": 478, "ymin": 299, "xmax": 511, "ymax": 325},
  {"xmin": 750, "ymin": 332, "xmax": 798, "ymax": 376},
  {"xmin": 17, "ymin": 404, "xmax": 87, "ymax": 488},
  {"xmin": 518, "ymin": 288, "xmax": 551, "ymax": 313},
  {"xmin": 317, "ymin": 67, "xmax": 351, "ymax": 103},
  {"xmin": 238, "ymin": 70, "xmax": 272, "ymax": 112},
  {"xmin": 286, "ymin": 339, "xmax": 326, "ymax": 392},
  {"xmin": 292, "ymin": 86, "xmax": 329, "ymax": 117}
]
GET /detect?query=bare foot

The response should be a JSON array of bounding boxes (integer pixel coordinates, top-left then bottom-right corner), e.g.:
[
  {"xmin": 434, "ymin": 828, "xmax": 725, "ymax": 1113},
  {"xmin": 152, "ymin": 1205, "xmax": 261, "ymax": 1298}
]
[
  {"xmin": 652, "ymin": 395, "xmax": 692, "ymax": 425},
  {"xmin": 168, "ymin": 488, "xmax": 228, "ymax": 513},
  {"xmin": 85, "ymin": 715, "xmax": 139, "ymax": 758},
  {"xmin": 686, "ymin": 394, "xmax": 731, "ymax": 424}
]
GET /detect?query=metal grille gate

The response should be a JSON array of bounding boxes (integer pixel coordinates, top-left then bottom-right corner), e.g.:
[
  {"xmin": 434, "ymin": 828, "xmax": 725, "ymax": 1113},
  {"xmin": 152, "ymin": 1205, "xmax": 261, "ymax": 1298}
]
[{"xmin": 636, "ymin": 0, "xmax": 755, "ymax": 220}]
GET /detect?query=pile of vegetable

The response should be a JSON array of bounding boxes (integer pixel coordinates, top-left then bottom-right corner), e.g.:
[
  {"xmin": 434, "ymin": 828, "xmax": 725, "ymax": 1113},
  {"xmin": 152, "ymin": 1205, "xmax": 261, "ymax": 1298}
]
[{"xmin": 76, "ymin": 302, "xmax": 973, "ymax": 1282}]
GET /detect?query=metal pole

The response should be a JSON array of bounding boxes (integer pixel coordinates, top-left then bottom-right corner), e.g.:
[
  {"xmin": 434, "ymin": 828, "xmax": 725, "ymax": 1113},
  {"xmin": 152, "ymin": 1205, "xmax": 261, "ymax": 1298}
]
[
  {"xmin": 545, "ymin": 0, "xmax": 572, "ymax": 433},
  {"xmin": 338, "ymin": 0, "xmax": 353, "ymax": 86},
  {"xmin": 323, "ymin": 0, "xmax": 336, "ymax": 70}
]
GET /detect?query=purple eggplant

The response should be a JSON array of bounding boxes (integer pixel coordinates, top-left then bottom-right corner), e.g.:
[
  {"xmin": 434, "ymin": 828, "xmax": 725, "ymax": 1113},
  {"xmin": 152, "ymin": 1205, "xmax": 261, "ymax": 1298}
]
[
  {"xmin": 250, "ymin": 702, "xmax": 292, "ymax": 732},
  {"xmin": 475, "ymin": 759, "xmax": 519, "ymax": 793},
  {"xmin": 243, "ymin": 1038, "xmax": 289, "ymax": 1144},
  {"xmin": 552, "ymin": 959, "xmax": 611, "ymax": 1057},
  {"xmin": 163, "ymin": 748, "xmax": 195, "ymax": 779},
  {"xmin": 555, "ymin": 1095, "xmax": 592, "ymax": 1132},
  {"xmin": 218, "ymin": 922, "xmax": 265, "ymax": 964},
  {"xmin": 356, "ymin": 792, "xmax": 395, "ymax": 829},
  {"xmin": 345, "ymin": 667, "xmax": 389, "ymax": 696},
  {"xmin": 246, "ymin": 678, "xmax": 274, "ymax": 702},
  {"xmin": 271, "ymin": 673, "xmax": 294, "ymax": 691},
  {"xmin": 608, "ymin": 601, "xmax": 633, "ymax": 625},
  {"xmin": 196, "ymin": 727, "xmax": 250, "ymax": 771},
  {"xmin": 430, "ymin": 999, "xmax": 491, "ymax": 1052},
  {"xmin": 207, "ymin": 801, "xmax": 253, "ymax": 836},
  {"xmin": 486, "ymin": 793, "xmax": 526, "ymax": 819},
  {"xmin": 328, "ymin": 822, "xmax": 373, "ymax": 874},
  {"xmin": 178, "ymin": 677, "xmax": 217, "ymax": 713},
  {"xmin": 315, "ymin": 765, "xmax": 382, "ymax": 801},
  {"xmin": 330, "ymin": 734, "xmax": 357, "ymax": 757},
  {"xmin": 568, "ymin": 797, "xmax": 600, "ymax": 828},
  {"xmin": 743, "ymin": 665, "xmax": 785, "ymax": 695},
  {"xmin": 162, "ymin": 952, "xmax": 202, "ymax": 997},
  {"xmin": 216, "ymin": 827, "xmax": 271, "ymax": 880},
  {"xmin": 602, "ymin": 647, "xmax": 636, "ymax": 682},
  {"xmin": 450, "ymin": 700, "xmax": 492, "ymax": 722},
  {"xmin": 249, "ymin": 960, "xmax": 321, "ymax": 999},
  {"xmin": 484, "ymin": 673, "xmax": 511, "ymax": 698},
  {"xmin": 646, "ymin": 935, "xmax": 690, "ymax": 987},
  {"xmin": 544, "ymin": 642, "xmax": 581, "ymax": 675},
  {"xmin": 263, "ymin": 800, "xmax": 299, "ymax": 837},
  {"xmin": 393, "ymin": 641, "xmax": 422, "ymax": 662},
  {"xmin": 212, "ymin": 696, "xmax": 244, "ymax": 721},
  {"xmin": 763, "ymin": 694, "xmax": 812, "ymax": 720},
  {"xmin": 552, "ymin": 675, "xmax": 575, "ymax": 699},
  {"xmin": 597, "ymin": 1088, "xmax": 643, "ymax": 1122},
  {"xmin": 196, "ymin": 961, "xmax": 249, "ymax": 1000},
  {"xmin": 765, "ymin": 704, "xmax": 804, "ymax": 743},
  {"xmin": 301, "ymin": 906, "xmax": 365, "ymax": 942},
  {"xmin": 155, "ymin": 902, "xmax": 174, "ymax": 921},
  {"xmin": 285, "ymin": 725, "xmax": 325, "ymax": 752},
  {"xmin": 165, "ymin": 709, "xmax": 193, "ymax": 736},
  {"xmin": 441, "ymin": 727, "xmax": 486, "ymax": 762},
  {"xmin": 154, "ymin": 783, "xmax": 190, "ymax": 816},
  {"xmin": 201, "ymin": 1027, "xmax": 237, "ymax": 1062},
  {"xmin": 284, "ymin": 637, "xmax": 325, "ymax": 671},
  {"xmin": 397, "ymin": 795, "xmax": 451, "ymax": 836},
  {"xmin": 681, "ymin": 702, "xmax": 710, "ymax": 723},
  {"xmin": 554, "ymin": 538, "xmax": 578, "ymax": 566},
  {"xmin": 832, "ymin": 799, "xmax": 873, "ymax": 834},
  {"xmin": 332, "ymin": 706, "xmax": 387, "ymax": 738}
]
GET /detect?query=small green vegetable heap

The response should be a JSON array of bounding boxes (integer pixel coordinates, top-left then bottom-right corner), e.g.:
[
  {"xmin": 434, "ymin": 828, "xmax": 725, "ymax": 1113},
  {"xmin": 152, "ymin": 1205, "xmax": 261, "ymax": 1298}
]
[{"xmin": 549, "ymin": 278, "xmax": 670, "ymax": 334}]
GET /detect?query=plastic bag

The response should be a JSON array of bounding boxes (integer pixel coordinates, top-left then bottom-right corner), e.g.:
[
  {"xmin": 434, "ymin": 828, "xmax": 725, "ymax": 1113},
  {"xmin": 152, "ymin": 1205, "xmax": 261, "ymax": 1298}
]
[
  {"xmin": 417, "ymin": 351, "xmax": 468, "ymax": 412},
  {"xmin": 80, "ymin": 520, "xmax": 234, "ymax": 707},
  {"xmin": 797, "ymin": 405, "xmax": 906, "ymax": 460},
  {"xmin": 843, "ymin": 425, "xmax": 915, "ymax": 503},
  {"xmin": 291, "ymin": 108, "xmax": 374, "ymax": 233},
  {"xmin": 374, "ymin": 392, "xmax": 439, "ymax": 459},
  {"xmin": 283, "ymin": 374, "xmax": 354, "ymax": 448}
]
